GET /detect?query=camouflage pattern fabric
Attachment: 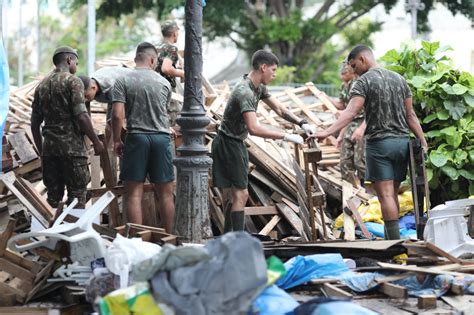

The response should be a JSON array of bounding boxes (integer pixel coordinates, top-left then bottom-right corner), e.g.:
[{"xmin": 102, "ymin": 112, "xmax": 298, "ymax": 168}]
[
  {"xmin": 351, "ymin": 67, "xmax": 411, "ymax": 141},
  {"xmin": 219, "ymin": 75, "xmax": 271, "ymax": 140},
  {"xmin": 156, "ymin": 41, "xmax": 179, "ymax": 88},
  {"xmin": 112, "ymin": 68, "xmax": 171, "ymax": 134},
  {"xmin": 340, "ymin": 118, "xmax": 366, "ymax": 181},
  {"xmin": 339, "ymin": 79, "xmax": 364, "ymax": 119},
  {"xmin": 42, "ymin": 156, "xmax": 90, "ymax": 208},
  {"xmin": 31, "ymin": 69, "xmax": 88, "ymax": 157},
  {"xmin": 168, "ymin": 96, "xmax": 182, "ymax": 126}
]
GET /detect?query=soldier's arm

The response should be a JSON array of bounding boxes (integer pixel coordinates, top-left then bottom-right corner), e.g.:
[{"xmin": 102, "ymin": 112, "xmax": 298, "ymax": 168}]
[
  {"xmin": 162, "ymin": 58, "xmax": 184, "ymax": 78},
  {"xmin": 312, "ymin": 96, "xmax": 364, "ymax": 140},
  {"xmin": 243, "ymin": 110, "xmax": 285, "ymax": 139},
  {"xmin": 405, "ymin": 97, "xmax": 428, "ymax": 152},
  {"xmin": 31, "ymin": 90, "xmax": 43, "ymax": 155},
  {"xmin": 263, "ymin": 96, "xmax": 306, "ymax": 126}
]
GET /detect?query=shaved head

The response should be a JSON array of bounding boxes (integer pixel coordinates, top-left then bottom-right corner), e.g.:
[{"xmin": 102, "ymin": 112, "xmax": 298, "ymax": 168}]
[{"xmin": 347, "ymin": 45, "xmax": 374, "ymax": 62}]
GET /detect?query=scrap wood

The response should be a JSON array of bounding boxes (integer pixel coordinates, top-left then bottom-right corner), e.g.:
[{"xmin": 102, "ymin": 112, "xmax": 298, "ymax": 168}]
[{"xmin": 377, "ymin": 262, "xmax": 469, "ymax": 277}]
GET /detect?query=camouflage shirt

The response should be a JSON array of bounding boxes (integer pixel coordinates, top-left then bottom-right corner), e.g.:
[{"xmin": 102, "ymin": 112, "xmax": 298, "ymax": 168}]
[
  {"xmin": 351, "ymin": 67, "xmax": 411, "ymax": 141},
  {"xmin": 112, "ymin": 68, "xmax": 171, "ymax": 134},
  {"xmin": 220, "ymin": 75, "xmax": 271, "ymax": 140},
  {"xmin": 339, "ymin": 79, "xmax": 363, "ymax": 119},
  {"xmin": 92, "ymin": 66, "xmax": 131, "ymax": 104},
  {"xmin": 156, "ymin": 41, "xmax": 179, "ymax": 88},
  {"xmin": 31, "ymin": 69, "xmax": 88, "ymax": 157}
]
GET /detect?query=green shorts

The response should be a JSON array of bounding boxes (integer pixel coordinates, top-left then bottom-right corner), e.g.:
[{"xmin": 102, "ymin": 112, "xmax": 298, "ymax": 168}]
[
  {"xmin": 211, "ymin": 132, "xmax": 249, "ymax": 189},
  {"xmin": 120, "ymin": 133, "xmax": 174, "ymax": 184},
  {"xmin": 365, "ymin": 137, "xmax": 409, "ymax": 182}
]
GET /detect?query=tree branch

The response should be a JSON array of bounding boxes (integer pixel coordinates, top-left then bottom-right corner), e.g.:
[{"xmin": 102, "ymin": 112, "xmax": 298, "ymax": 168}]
[
  {"xmin": 313, "ymin": 0, "xmax": 336, "ymax": 20},
  {"xmin": 336, "ymin": 8, "xmax": 372, "ymax": 29},
  {"xmin": 244, "ymin": 0, "xmax": 262, "ymax": 28}
]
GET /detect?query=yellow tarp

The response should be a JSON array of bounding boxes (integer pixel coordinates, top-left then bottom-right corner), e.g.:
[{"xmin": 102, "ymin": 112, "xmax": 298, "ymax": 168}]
[{"xmin": 334, "ymin": 191, "xmax": 418, "ymax": 229}]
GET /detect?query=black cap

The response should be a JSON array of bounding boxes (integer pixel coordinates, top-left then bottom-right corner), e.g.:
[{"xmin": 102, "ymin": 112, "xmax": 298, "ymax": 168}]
[{"xmin": 52, "ymin": 46, "xmax": 78, "ymax": 60}]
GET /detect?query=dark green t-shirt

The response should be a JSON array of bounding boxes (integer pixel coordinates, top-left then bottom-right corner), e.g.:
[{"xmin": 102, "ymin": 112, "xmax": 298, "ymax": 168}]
[
  {"xmin": 112, "ymin": 68, "xmax": 171, "ymax": 134},
  {"xmin": 220, "ymin": 75, "xmax": 271, "ymax": 140},
  {"xmin": 350, "ymin": 67, "xmax": 411, "ymax": 141}
]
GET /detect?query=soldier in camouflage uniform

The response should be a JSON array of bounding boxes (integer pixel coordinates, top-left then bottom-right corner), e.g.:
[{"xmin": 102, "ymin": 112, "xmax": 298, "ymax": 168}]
[
  {"xmin": 155, "ymin": 20, "xmax": 185, "ymax": 126},
  {"xmin": 212, "ymin": 50, "xmax": 315, "ymax": 233},
  {"xmin": 313, "ymin": 45, "xmax": 427, "ymax": 240},
  {"xmin": 335, "ymin": 64, "xmax": 366, "ymax": 183},
  {"xmin": 31, "ymin": 46, "xmax": 104, "ymax": 208},
  {"xmin": 112, "ymin": 42, "xmax": 175, "ymax": 233}
]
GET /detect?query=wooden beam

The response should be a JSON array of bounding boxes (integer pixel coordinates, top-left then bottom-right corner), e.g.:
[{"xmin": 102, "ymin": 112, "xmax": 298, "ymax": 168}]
[
  {"xmin": 258, "ymin": 215, "xmax": 281, "ymax": 236},
  {"xmin": 244, "ymin": 206, "xmax": 278, "ymax": 216},
  {"xmin": 379, "ymin": 283, "xmax": 407, "ymax": 299},
  {"xmin": 321, "ymin": 283, "xmax": 352, "ymax": 298}
]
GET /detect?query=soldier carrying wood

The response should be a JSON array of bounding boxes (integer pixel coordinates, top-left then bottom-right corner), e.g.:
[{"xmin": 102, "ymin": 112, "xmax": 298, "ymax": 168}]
[
  {"xmin": 31, "ymin": 46, "xmax": 104, "ymax": 209},
  {"xmin": 212, "ymin": 49, "xmax": 316, "ymax": 233}
]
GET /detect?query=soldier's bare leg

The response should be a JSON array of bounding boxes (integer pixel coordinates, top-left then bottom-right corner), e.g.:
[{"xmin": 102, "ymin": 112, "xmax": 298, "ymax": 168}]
[
  {"xmin": 153, "ymin": 181, "xmax": 175, "ymax": 233},
  {"xmin": 222, "ymin": 188, "xmax": 233, "ymax": 232},
  {"xmin": 125, "ymin": 180, "xmax": 144, "ymax": 224},
  {"xmin": 373, "ymin": 180, "xmax": 400, "ymax": 239}
]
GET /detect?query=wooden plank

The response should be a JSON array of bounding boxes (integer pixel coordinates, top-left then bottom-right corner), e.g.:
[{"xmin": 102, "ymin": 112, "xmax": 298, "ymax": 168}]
[
  {"xmin": 417, "ymin": 295, "xmax": 437, "ymax": 309},
  {"xmin": 15, "ymin": 177, "xmax": 54, "ymax": 220},
  {"xmin": 244, "ymin": 206, "xmax": 278, "ymax": 216},
  {"xmin": 276, "ymin": 203, "xmax": 306, "ymax": 240},
  {"xmin": 0, "ymin": 173, "xmax": 49, "ymax": 228},
  {"xmin": 321, "ymin": 283, "xmax": 352, "ymax": 298},
  {"xmin": 8, "ymin": 132, "xmax": 37, "ymax": 164},
  {"xmin": 258, "ymin": 215, "xmax": 281, "ymax": 236},
  {"xmin": 441, "ymin": 296, "xmax": 474, "ymax": 313},
  {"xmin": 374, "ymin": 273, "xmax": 414, "ymax": 284},
  {"xmin": 306, "ymin": 82, "xmax": 339, "ymax": 114},
  {"xmin": 342, "ymin": 181, "xmax": 355, "ymax": 240},
  {"xmin": 346, "ymin": 197, "xmax": 372, "ymax": 239},
  {"xmin": 377, "ymin": 262, "xmax": 468, "ymax": 277},
  {"xmin": 285, "ymin": 89, "xmax": 323, "ymax": 126},
  {"xmin": 0, "ymin": 257, "xmax": 35, "ymax": 282},
  {"xmin": 379, "ymin": 283, "xmax": 407, "ymax": 299}
]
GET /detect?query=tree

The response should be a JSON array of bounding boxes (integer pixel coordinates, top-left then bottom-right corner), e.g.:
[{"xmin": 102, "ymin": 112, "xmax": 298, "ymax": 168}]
[{"xmin": 72, "ymin": 0, "xmax": 473, "ymax": 84}]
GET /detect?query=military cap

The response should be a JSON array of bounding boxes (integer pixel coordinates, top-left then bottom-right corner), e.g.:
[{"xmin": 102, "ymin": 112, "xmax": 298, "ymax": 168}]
[
  {"xmin": 161, "ymin": 20, "xmax": 179, "ymax": 36},
  {"xmin": 52, "ymin": 46, "xmax": 78, "ymax": 60}
]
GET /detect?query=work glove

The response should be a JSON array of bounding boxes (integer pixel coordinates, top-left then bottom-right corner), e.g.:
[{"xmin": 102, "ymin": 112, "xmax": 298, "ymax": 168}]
[
  {"xmin": 301, "ymin": 123, "xmax": 316, "ymax": 135},
  {"xmin": 283, "ymin": 134, "xmax": 304, "ymax": 144}
]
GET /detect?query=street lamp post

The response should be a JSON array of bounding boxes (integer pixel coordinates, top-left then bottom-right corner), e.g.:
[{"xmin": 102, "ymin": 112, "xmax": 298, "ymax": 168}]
[
  {"xmin": 406, "ymin": 0, "xmax": 425, "ymax": 40},
  {"xmin": 173, "ymin": 0, "xmax": 213, "ymax": 242}
]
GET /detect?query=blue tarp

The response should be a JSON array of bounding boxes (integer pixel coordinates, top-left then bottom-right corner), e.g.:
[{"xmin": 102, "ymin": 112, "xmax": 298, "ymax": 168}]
[
  {"xmin": 0, "ymin": 38, "xmax": 9, "ymax": 162},
  {"xmin": 249, "ymin": 285, "xmax": 299, "ymax": 315},
  {"xmin": 276, "ymin": 254, "xmax": 349, "ymax": 290}
]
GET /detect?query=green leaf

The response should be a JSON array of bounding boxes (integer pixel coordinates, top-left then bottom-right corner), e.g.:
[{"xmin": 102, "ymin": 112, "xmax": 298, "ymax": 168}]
[
  {"xmin": 464, "ymin": 94, "xmax": 474, "ymax": 107},
  {"xmin": 435, "ymin": 45, "xmax": 452, "ymax": 55},
  {"xmin": 441, "ymin": 83, "xmax": 455, "ymax": 95},
  {"xmin": 411, "ymin": 76, "xmax": 427, "ymax": 88},
  {"xmin": 422, "ymin": 41, "xmax": 440, "ymax": 55},
  {"xmin": 454, "ymin": 149, "xmax": 468, "ymax": 166},
  {"xmin": 423, "ymin": 113, "xmax": 437, "ymax": 124},
  {"xmin": 430, "ymin": 151, "xmax": 448, "ymax": 167},
  {"xmin": 470, "ymin": 184, "xmax": 474, "ymax": 196},
  {"xmin": 441, "ymin": 165, "xmax": 459, "ymax": 180},
  {"xmin": 425, "ymin": 130, "xmax": 441, "ymax": 138},
  {"xmin": 385, "ymin": 65, "xmax": 405, "ymax": 74},
  {"xmin": 440, "ymin": 126, "xmax": 456, "ymax": 136},
  {"xmin": 426, "ymin": 168, "xmax": 433, "ymax": 182},
  {"xmin": 470, "ymin": 150, "xmax": 474, "ymax": 163},
  {"xmin": 436, "ymin": 110, "xmax": 450, "ymax": 120},
  {"xmin": 443, "ymin": 100, "xmax": 467, "ymax": 120},
  {"xmin": 429, "ymin": 72, "xmax": 444, "ymax": 83},
  {"xmin": 459, "ymin": 169, "xmax": 474, "ymax": 180},
  {"xmin": 452, "ymin": 83, "xmax": 468, "ymax": 95},
  {"xmin": 381, "ymin": 49, "xmax": 400, "ymax": 63}
]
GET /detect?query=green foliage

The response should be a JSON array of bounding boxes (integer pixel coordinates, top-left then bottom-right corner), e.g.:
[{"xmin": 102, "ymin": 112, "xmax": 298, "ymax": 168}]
[
  {"xmin": 381, "ymin": 41, "xmax": 474, "ymax": 203},
  {"xmin": 270, "ymin": 66, "xmax": 297, "ymax": 86}
]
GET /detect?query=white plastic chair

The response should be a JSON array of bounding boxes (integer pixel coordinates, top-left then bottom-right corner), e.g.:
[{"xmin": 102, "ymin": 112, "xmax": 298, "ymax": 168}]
[
  {"xmin": 8, "ymin": 191, "xmax": 115, "ymax": 266},
  {"xmin": 424, "ymin": 198, "xmax": 474, "ymax": 258}
]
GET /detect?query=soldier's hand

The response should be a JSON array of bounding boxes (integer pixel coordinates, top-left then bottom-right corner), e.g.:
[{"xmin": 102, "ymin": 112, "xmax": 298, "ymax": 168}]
[
  {"xmin": 283, "ymin": 134, "xmax": 304, "ymax": 145},
  {"xmin": 93, "ymin": 140, "xmax": 105, "ymax": 155},
  {"xmin": 114, "ymin": 141, "xmax": 124, "ymax": 157},
  {"xmin": 336, "ymin": 135, "xmax": 343, "ymax": 149},
  {"xmin": 301, "ymin": 123, "xmax": 316, "ymax": 135},
  {"xmin": 351, "ymin": 127, "xmax": 364, "ymax": 142},
  {"xmin": 310, "ymin": 131, "xmax": 329, "ymax": 141}
]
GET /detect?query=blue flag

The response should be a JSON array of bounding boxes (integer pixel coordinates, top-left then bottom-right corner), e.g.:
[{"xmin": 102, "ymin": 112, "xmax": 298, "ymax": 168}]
[{"xmin": 0, "ymin": 38, "xmax": 10, "ymax": 171}]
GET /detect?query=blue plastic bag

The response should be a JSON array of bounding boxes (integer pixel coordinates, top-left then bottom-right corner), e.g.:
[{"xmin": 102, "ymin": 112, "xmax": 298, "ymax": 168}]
[
  {"xmin": 249, "ymin": 285, "xmax": 299, "ymax": 315},
  {"xmin": 276, "ymin": 254, "xmax": 349, "ymax": 290}
]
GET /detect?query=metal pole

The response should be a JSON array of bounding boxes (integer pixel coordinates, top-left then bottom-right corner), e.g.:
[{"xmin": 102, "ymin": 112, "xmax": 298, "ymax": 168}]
[
  {"xmin": 36, "ymin": 0, "xmax": 40, "ymax": 73},
  {"xmin": 87, "ymin": 0, "xmax": 96, "ymax": 75},
  {"xmin": 174, "ymin": 0, "xmax": 213, "ymax": 242},
  {"xmin": 406, "ymin": 0, "xmax": 425, "ymax": 40},
  {"xmin": 18, "ymin": 0, "xmax": 23, "ymax": 86}
]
